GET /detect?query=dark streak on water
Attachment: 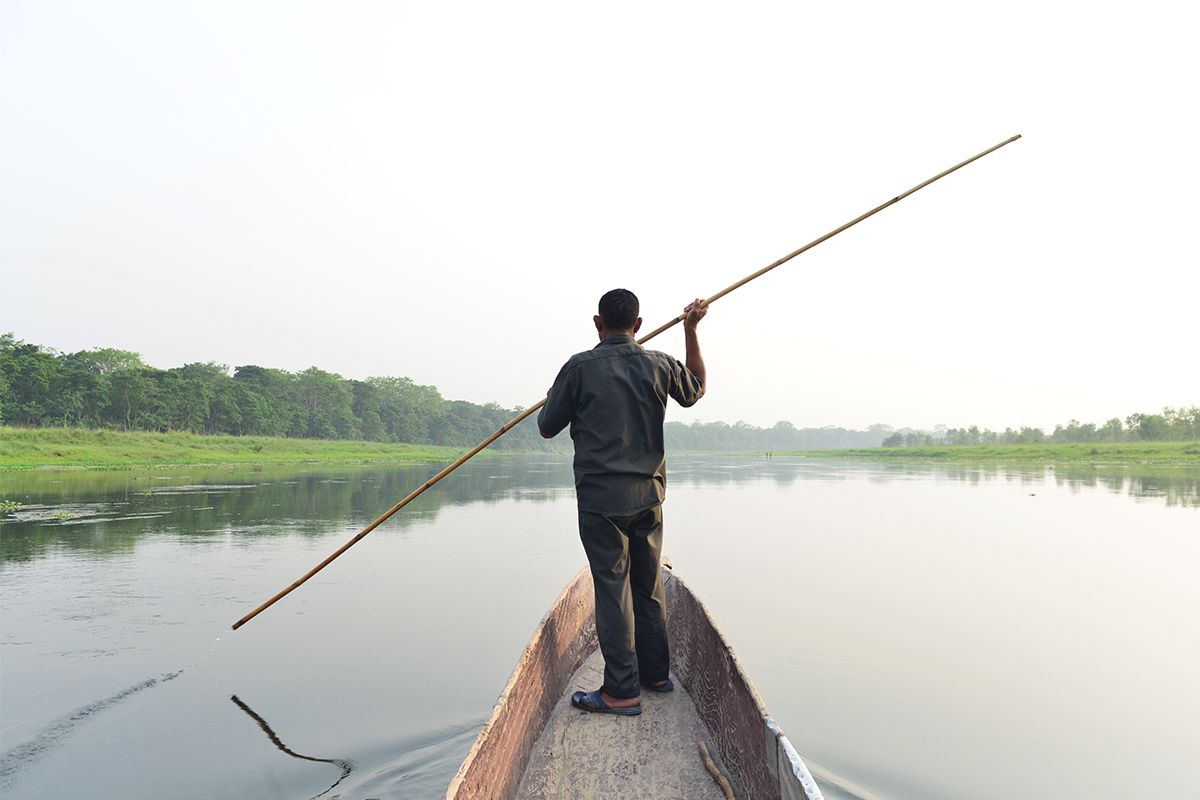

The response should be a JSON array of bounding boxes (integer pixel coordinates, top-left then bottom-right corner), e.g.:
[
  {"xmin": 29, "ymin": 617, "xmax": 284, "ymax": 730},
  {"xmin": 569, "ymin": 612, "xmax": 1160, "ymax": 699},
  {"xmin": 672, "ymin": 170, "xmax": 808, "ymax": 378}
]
[{"xmin": 0, "ymin": 670, "xmax": 183, "ymax": 790}]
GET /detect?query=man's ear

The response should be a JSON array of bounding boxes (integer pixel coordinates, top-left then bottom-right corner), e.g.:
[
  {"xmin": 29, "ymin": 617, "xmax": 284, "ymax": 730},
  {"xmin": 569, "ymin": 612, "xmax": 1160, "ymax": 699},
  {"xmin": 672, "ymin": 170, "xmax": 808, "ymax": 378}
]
[
  {"xmin": 632, "ymin": 317, "xmax": 643, "ymax": 334},
  {"xmin": 594, "ymin": 315, "xmax": 604, "ymax": 335}
]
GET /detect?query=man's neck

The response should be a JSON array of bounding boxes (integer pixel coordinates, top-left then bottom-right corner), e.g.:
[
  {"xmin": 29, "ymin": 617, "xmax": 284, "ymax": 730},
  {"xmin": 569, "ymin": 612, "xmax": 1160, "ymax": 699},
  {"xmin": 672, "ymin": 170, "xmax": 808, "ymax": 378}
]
[{"xmin": 600, "ymin": 330, "xmax": 636, "ymax": 342}]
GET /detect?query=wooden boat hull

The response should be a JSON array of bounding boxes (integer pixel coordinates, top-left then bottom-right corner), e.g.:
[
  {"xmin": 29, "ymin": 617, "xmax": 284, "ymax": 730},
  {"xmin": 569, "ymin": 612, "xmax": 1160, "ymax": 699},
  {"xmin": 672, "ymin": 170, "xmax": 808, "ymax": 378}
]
[{"xmin": 445, "ymin": 567, "xmax": 823, "ymax": 800}]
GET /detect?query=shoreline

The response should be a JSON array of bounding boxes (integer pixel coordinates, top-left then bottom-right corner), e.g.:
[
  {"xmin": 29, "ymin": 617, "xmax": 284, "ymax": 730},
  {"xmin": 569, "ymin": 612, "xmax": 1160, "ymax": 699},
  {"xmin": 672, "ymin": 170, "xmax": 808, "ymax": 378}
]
[
  {"xmin": 775, "ymin": 441, "xmax": 1200, "ymax": 465},
  {"xmin": 0, "ymin": 426, "xmax": 493, "ymax": 472},
  {"xmin": 3, "ymin": 427, "xmax": 1197, "ymax": 471}
]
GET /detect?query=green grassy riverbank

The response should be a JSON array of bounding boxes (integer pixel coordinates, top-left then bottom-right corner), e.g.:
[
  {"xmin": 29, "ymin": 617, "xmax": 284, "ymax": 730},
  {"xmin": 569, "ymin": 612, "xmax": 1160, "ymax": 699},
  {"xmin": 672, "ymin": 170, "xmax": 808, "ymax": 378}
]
[
  {"xmin": 783, "ymin": 441, "xmax": 1200, "ymax": 465},
  {"xmin": 0, "ymin": 427, "xmax": 471, "ymax": 470},
  {"xmin": 5, "ymin": 427, "xmax": 1198, "ymax": 471}
]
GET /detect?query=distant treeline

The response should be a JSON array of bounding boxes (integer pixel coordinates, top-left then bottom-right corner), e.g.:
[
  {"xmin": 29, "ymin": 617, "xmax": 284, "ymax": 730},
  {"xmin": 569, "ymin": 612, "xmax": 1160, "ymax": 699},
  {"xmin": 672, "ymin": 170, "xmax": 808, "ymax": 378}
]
[
  {"xmin": 3, "ymin": 334, "xmax": 1194, "ymax": 452},
  {"xmin": 665, "ymin": 420, "xmax": 892, "ymax": 451},
  {"xmin": 0, "ymin": 334, "xmax": 558, "ymax": 451},
  {"xmin": 0, "ymin": 334, "xmax": 902, "ymax": 452},
  {"xmin": 882, "ymin": 409, "xmax": 1200, "ymax": 448}
]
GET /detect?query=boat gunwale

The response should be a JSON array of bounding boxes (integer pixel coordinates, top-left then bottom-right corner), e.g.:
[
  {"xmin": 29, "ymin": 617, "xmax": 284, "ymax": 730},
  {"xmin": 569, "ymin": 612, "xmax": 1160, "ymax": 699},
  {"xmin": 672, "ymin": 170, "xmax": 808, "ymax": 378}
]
[
  {"xmin": 664, "ymin": 568, "xmax": 824, "ymax": 800},
  {"xmin": 444, "ymin": 566, "xmax": 596, "ymax": 800}
]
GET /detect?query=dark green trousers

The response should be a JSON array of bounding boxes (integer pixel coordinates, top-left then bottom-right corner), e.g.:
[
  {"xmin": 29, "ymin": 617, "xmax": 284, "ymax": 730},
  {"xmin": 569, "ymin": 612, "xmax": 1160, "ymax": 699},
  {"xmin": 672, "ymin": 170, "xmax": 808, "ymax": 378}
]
[{"xmin": 577, "ymin": 505, "xmax": 669, "ymax": 699}]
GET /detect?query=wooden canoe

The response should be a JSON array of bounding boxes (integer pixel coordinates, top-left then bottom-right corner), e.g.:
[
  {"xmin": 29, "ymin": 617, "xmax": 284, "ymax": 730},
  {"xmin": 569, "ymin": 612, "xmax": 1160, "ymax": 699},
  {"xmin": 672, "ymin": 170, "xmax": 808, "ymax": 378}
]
[{"xmin": 445, "ymin": 566, "xmax": 825, "ymax": 800}]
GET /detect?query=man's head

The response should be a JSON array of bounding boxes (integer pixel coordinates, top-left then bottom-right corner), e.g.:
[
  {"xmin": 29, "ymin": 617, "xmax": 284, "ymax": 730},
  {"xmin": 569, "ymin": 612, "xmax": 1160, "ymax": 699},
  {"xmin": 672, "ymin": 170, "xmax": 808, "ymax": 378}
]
[{"xmin": 595, "ymin": 288, "xmax": 642, "ymax": 340}]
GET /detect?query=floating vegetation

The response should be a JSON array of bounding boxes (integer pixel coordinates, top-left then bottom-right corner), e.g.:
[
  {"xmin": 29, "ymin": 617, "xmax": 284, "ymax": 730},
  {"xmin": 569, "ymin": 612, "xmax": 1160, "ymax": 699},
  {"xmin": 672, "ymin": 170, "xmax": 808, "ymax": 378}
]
[
  {"xmin": 0, "ymin": 500, "xmax": 21, "ymax": 514},
  {"xmin": 144, "ymin": 484, "xmax": 257, "ymax": 496},
  {"xmin": 59, "ymin": 511, "xmax": 171, "ymax": 526},
  {"xmin": 1, "ymin": 503, "xmax": 115, "ymax": 524}
]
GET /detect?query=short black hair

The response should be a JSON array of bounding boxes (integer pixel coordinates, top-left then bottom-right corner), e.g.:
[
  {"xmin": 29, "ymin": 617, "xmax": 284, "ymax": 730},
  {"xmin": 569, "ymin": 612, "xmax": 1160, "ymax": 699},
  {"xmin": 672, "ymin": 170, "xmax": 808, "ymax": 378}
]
[{"xmin": 598, "ymin": 289, "xmax": 639, "ymax": 330}]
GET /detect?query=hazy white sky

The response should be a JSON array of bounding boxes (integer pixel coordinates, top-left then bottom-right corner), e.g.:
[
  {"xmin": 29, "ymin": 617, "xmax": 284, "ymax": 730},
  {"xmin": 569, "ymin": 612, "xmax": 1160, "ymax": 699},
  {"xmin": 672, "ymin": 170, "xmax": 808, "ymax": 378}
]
[{"xmin": 2, "ymin": 1, "xmax": 1196, "ymax": 431}]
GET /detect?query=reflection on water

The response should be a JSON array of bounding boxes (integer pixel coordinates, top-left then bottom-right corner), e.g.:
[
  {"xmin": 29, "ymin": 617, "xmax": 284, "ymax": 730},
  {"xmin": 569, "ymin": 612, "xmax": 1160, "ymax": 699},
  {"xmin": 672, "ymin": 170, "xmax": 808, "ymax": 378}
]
[
  {"xmin": 0, "ymin": 459, "xmax": 577, "ymax": 563},
  {"xmin": 3, "ymin": 458, "xmax": 1195, "ymax": 565},
  {"xmin": 1, "ymin": 456, "xmax": 1197, "ymax": 800},
  {"xmin": 677, "ymin": 456, "xmax": 1200, "ymax": 508},
  {"xmin": 230, "ymin": 695, "xmax": 353, "ymax": 799}
]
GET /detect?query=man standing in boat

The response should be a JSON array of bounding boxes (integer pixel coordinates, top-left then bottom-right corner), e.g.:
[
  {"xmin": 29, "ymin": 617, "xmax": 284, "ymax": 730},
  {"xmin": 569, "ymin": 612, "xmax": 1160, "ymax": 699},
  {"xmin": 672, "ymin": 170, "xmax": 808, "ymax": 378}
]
[{"xmin": 538, "ymin": 288, "xmax": 707, "ymax": 715}]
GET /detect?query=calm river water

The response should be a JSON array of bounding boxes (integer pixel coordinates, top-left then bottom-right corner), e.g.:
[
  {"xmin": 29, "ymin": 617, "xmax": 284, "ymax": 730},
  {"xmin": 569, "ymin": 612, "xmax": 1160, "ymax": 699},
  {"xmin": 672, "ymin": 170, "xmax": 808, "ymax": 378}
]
[{"xmin": 1, "ymin": 456, "xmax": 1197, "ymax": 799}]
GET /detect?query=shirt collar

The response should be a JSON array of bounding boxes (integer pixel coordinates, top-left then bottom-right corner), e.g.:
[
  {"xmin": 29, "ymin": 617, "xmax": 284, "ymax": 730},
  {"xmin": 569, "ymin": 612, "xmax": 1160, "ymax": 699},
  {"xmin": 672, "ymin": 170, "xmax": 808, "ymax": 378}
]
[{"xmin": 596, "ymin": 334, "xmax": 637, "ymax": 348}]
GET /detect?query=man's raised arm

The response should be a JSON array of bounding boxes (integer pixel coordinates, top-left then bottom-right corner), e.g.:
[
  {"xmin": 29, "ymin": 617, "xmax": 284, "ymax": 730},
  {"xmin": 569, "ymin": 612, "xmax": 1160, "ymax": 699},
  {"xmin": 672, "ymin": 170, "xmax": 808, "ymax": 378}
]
[{"xmin": 683, "ymin": 298, "xmax": 707, "ymax": 387}]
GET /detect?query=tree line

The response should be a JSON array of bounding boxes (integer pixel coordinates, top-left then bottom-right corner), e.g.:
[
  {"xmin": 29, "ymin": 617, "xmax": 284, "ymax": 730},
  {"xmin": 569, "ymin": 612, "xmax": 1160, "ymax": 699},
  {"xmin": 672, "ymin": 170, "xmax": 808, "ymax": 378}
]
[
  {"xmin": 4, "ymin": 334, "xmax": 1194, "ymax": 451},
  {"xmin": 0, "ymin": 334, "xmax": 906, "ymax": 452},
  {"xmin": 0, "ymin": 334, "xmax": 559, "ymax": 451},
  {"xmin": 665, "ymin": 420, "xmax": 893, "ymax": 451},
  {"xmin": 881, "ymin": 408, "xmax": 1200, "ymax": 447}
]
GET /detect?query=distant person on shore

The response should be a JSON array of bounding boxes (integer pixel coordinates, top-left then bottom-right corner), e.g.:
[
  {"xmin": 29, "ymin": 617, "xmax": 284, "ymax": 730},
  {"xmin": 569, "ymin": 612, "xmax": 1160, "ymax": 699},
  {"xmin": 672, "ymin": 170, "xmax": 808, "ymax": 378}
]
[{"xmin": 538, "ymin": 288, "xmax": 707, "ymax": 715}]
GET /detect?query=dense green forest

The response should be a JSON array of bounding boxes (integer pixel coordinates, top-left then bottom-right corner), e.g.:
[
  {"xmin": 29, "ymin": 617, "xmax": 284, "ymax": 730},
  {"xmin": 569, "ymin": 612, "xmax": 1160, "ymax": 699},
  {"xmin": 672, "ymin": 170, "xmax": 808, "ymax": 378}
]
[
  {"xmin": 0, "ymin": 334, "xmax": 891, "ymax": 451},
  {"xmin": 0, "ymin": 334, "xmax": 556, "ymax": 451},
  {"xmin": 2, "ymin": 334, "xmax": 1194, "ymax": 452}
]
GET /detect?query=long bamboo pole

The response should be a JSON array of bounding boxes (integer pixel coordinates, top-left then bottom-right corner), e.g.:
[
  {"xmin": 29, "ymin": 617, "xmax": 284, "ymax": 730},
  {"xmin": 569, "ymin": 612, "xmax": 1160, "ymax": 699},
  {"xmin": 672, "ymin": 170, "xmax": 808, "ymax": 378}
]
[{"xmin": 232, "ymin": 133, "xmax": 1021, "ymax": 631}]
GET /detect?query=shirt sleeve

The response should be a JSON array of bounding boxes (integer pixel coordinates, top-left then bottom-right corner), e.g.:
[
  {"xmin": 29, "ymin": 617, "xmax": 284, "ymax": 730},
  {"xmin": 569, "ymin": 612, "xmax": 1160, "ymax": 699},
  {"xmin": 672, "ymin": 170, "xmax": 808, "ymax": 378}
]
[
  {"xmin": 538, "ymin": 361, "xmax": 578, "ymax": 437},
  {"xmin": 667, "ymin": 357, "xmax": 705, "ymax": 408}
]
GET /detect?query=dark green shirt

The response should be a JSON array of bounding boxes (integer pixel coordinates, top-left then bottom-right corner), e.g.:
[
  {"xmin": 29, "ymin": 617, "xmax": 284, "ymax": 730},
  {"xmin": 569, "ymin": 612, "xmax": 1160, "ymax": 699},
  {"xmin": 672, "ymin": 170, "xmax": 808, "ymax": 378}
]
[{"xmin": 537, "ymin": 334, "xmax": 705, "ymax": 516}]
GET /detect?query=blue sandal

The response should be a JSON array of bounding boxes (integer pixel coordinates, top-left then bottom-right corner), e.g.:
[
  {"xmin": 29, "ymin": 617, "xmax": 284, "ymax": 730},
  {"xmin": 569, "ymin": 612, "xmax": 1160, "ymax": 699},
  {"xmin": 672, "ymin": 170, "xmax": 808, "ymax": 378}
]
[
  {"xmin": 571, "ymin": 690, "xmax": 642, "ymax": 716},
  {"xmin": 642, "ymin": 677, "xmax": 674, "ymax": 693}
]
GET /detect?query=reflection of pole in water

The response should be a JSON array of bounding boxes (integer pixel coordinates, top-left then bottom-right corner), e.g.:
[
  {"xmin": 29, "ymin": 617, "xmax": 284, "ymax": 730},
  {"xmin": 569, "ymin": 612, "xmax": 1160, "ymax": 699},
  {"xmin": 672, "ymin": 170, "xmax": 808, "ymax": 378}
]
[{"xmin": 230, "ymin": 695, "xmax": 353, "ymax": 799}]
